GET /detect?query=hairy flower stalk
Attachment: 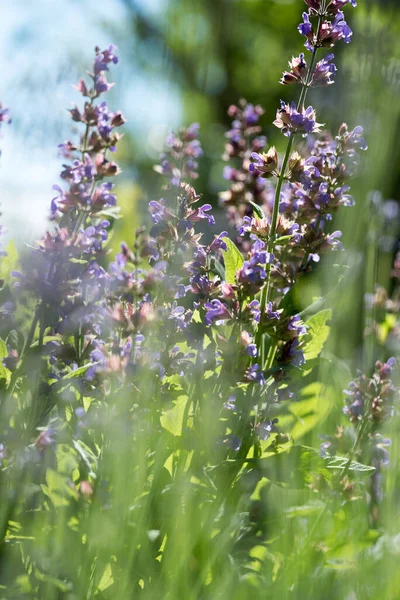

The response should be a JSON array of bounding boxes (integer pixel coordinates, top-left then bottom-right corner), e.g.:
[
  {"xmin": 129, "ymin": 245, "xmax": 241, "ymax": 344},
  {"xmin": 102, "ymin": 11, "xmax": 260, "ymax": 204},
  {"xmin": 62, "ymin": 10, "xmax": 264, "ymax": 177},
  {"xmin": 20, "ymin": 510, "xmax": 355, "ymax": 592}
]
[
  {"xmin": 254, "ymin": 1, "xmax": 355, "ymax": 367},
  {"xmin": 5, "ymin": 46, "xmax": 124, "ymax": 417}
]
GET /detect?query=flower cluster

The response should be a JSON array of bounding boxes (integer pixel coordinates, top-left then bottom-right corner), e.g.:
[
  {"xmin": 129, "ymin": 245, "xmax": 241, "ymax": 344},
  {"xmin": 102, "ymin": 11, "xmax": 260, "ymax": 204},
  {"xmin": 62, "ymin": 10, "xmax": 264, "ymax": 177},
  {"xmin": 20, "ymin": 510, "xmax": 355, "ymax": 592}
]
[
  {"xmin": 298, "ymin": 5, "xmax": 355, "ymax": 53},
  {"xmin": 8, "ymin": 46, "xmax": 126, "ymax": 387},
  {"xmin": 274, "ymin": 101, "xmax": 323, "ymax": 137},
  {"xmin": 219, "ymin": 99, "xmax": 273, "ymax": 231},
  {"xmin": 281, "ymin": 53, "xmax": 337, "ymax": 87},
  {"xmin": 0, "ymin": 3, "xmax": 398, "ymax": 594},
  {"xmin": 154, "ymin": 123, "xmax": 203, "ymax": 187},
  {"xmin": 343, "ymin": 358, "xmax": 398, "ymax": 423}
]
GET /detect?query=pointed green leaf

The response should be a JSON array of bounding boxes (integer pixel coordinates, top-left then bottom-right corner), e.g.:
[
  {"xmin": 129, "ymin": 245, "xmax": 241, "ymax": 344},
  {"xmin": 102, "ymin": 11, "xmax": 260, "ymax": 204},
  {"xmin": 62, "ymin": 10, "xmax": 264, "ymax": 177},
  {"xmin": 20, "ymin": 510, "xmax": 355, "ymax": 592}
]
[
  {"xmin": 248, "ymin": 200, "xmax": 265, "ymax": 219},
  {"xmin": 160, "ymin": 395, "xmax": 189, "ymax": 436},
  {"xmin": 303, "ymin": 309, "xmax": 332, "ymax": 361},
  {"xmin": 222, "ymin": 238, "xmax": 244, "ymax": 284}
]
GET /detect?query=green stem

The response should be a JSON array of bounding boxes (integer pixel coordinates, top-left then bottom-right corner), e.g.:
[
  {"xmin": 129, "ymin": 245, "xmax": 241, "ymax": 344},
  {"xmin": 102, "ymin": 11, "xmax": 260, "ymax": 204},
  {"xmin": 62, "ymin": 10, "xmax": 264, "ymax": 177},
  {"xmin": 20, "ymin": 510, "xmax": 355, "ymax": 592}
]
[{"xmin": 342, "ymin": 417, "xmax": 370, "ymax": 478}]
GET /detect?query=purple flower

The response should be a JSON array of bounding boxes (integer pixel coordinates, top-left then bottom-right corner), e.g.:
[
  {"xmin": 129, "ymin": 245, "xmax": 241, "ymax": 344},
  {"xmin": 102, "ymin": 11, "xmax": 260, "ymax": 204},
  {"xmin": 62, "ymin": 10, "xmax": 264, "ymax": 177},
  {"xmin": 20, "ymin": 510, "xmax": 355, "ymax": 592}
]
[
  {"xmin": 95, "ymin": 74, "xmax": 115, "ymax": 94},
  {"xmin": 187, "ymin": 204, "xmax": 215, "ymax": 226},
  {"xmin": 325, "ymin": 230, "xmax": 343, "ymax": 251},
  {"xmin": 344, "ymin": 360, "xmax": 397, "ymax": 424},
  {"xmin": 287, "ymin": 339, "xmax": 306, "ymax": 367},
  {"xmin": 298, "ymin": 12, "xmax": 313, "ymax": 44},
  {"xmin": 304, "ymin": 0, "xmax": 357, "ymax": 12},
  {"xmin": 149, "ymin": 200, "xmax": 171, "ymax": 226},
  {"xmin": 249, "ymin": 147, "xmax": 279, "ymax": 177},
  {"xmin": 243, "ymin": 104, "xmax": 262, "ymax": 126},
  {"xmin": 222, "ymin": 434, "xmax": 242, "ymax": 452},
  {"xmin": 184, "ymin": 122, "xmax": 200, "ymax": 140},
  {"xmin": 245, "ymin": 299, "xmax": 261, "ymax": 323},
  {"xmin": 255, "ymin": 419, "xmax": 279, "ymax": 441},
  {"xmin": 288, "ymin": 152, "xmax": 320, "ymax": 188},
  {"xmin": 154, "ymin": 123, "xmax": 203, "ymax": 185},
  {"xmin": 288, "ymin": 315, "xmax": 307, "ymax": 336},
  {"xmin": 209, "ymin": 231, "xmax": 228, "ymax": 252},
  {"xmin": 0, "ymin": 103, "xmax": 11, "ymax": 124},
  {"xmin": 311, "ymin": 54, "xmax": 337, "ymax": 86},
  {"xmin": 327, "ymin": 0, "xmax": 357, "ymax": 14},
  {"xmin": 340, "ymin": 124, "xmax": 368, "ymax": 152},
  {"xmin": 299, "ymin": 10, "xmax": 353, "ymax": 51},
  {"xmin": 92, "ymin": 182, "xmax": 117, "ymax": 209},
  {"xmin": 343, "ymin": 389, "xmax": 364, "ymax": 420},
  {"xmin": 379, "ymin": 357, "xmax": 396, "ymax": 378},
  {"xmin": 81, "ymin": 221, "xmax": 110, "ymax": 253},
  {"xmin": 266, "ymin": 302, "xmax": 281, "ymax": 321},
  {"xmin": 168, "ymin": 303, "xmax": 192, "ymax": 331},
  {"xmin": 61, "ymin": 157, "xmax": 96, "ymax": 184},
  {"xmin": 280, "ymin": 54, "xmax": 308, "ymax": 85},
  {"xmin": 237, "ymin": 239, "xmax": 274, "ymax": 294},
  {"xmin": 224, "ymin": 395, "xmax": 237, "ymax": 411},
  {"xmin": 245, "ymin": 364, "xmax": 265, "ymax": 385},
  {"xmin": 319, "ymin": 12, "xmax": 353, "ymax": 48},
  {"xmin": 274, "ymin": 101, "xmax": 322, "ymax": 137},
  {"xmin": 245, "ymin": 343, "xmax": 258, "ymax": 358},
  {"xmin": 204, "ymin": 299, "xmax": 231, "ymax": 326},
  {"xmin": 94, "ymin": 45, "xmax": 118, "ymax": 75}
]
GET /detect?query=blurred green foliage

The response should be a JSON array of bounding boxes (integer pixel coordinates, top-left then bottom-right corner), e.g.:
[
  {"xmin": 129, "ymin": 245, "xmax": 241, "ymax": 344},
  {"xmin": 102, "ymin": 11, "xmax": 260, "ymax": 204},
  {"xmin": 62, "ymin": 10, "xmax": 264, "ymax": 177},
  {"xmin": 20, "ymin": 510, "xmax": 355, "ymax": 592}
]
[{"xmin": 1, "ymin": 1, "xmax": 400, "ymax": 598}]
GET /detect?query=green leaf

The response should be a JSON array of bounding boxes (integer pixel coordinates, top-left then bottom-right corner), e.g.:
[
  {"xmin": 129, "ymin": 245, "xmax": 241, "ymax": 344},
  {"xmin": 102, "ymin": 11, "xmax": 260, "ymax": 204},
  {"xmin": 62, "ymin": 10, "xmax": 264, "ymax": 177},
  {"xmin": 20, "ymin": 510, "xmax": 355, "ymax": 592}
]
[
  {"xmin": 324, "ymin": 455, "xmax": 375, "ymax": 474},
  {"xmin": 62, "ymin": 362, "xmax": 95, "ymax": 381},
  {"xmin": 247, "ymin": 200, "xmax": 265, "ymax": 219},
  {"xmin": 280, "ymin": 382, "xmax": 333, "ymax": 441},
  {"xmin": 222, "ymin": 238, "xmax": 244, "ymax": 284},
  {"xmin": 42, "ymin": 468, "xmax": 78, "ymax": 507},
  {"xmin": 257, "ymin": 445, "xmax": 330, "ymax": 489},
  {"xmin": 0, "ymin": 338, "xmax": 11, "ymax": 383},
  {"xmin": 274, "ymin": 235, "xmax": 296, "ymax": 245},
  {"xmin": 72, "ymin": 439, "xmax": 98, "ymax": 477},
  {"xmin": 160, "ymin": 395, "xmax": 189, "ymax": 436},
  {"xmin": 212, "ymin": 258, "xmax": 226, "ymax": 281},
  {"xmin": 97, "ymin": 563, "xmax": 114, "ymax": 592},
  {"xmin": 285, "ymin": 500, "xmax": 325, "ymax": 518},
  {"xmin": 69, "ymin": 257, "xmax": 88, "ymax": 265},
  {"xmin": 303, "ymin": 309, "xmax": 332, "ymax": 361},
  {"xmin": 34, "ymin": 570, "xmax": 73, "ymax": 593}
]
